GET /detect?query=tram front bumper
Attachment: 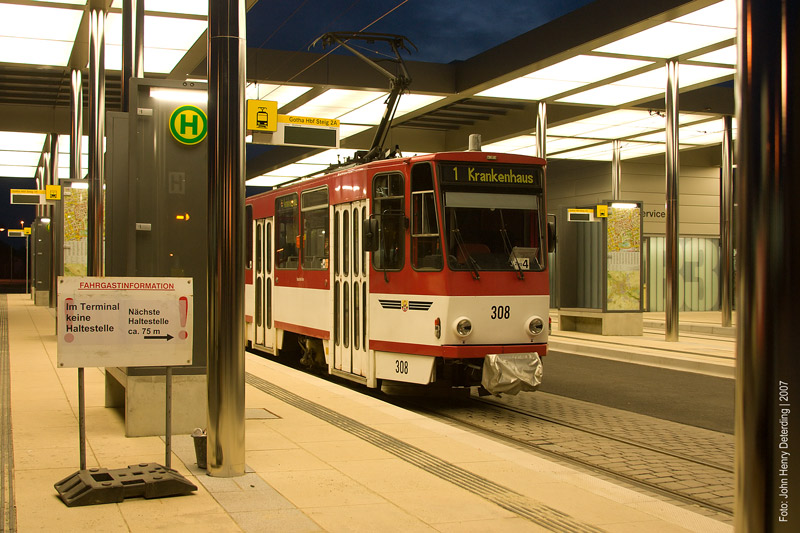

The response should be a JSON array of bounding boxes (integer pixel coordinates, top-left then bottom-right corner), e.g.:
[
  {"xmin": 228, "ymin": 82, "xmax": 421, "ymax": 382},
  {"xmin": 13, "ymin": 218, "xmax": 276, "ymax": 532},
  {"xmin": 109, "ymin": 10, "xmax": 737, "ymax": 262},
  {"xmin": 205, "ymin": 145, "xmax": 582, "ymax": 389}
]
[{"xmin": 481, "ymin": 352, "xmax": 542, "ymax": 396}]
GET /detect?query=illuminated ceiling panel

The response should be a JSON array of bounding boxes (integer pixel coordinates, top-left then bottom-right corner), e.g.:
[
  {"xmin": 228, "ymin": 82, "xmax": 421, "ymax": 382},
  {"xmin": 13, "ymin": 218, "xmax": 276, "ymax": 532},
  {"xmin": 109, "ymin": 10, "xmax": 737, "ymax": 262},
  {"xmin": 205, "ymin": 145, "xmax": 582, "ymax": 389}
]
[
  {"xmin": 548, "ymin": 110, "xmax": 711, "ymax": 139},
  {"xmin": 594, "ymin": 21, "xmax": 735, "ymax": 58},
  {"xmin": 0, "ymin": 132, "xmax": 46, "ymax": 153},
  {"xmin": 103, "ymin": 13, "xmax": 207, "ymax": 73},
  {"xmin": 558, "ymin": 64, "xmax": 734, "ymax": 106},
  {"xmin": 338, "ymin": 94, "xmax": 445, "ymax": 125},
  {"xmin": 246, "ymin": 175, "xmax": 299, "ymax": 187},
  {"xmin": 0, "ymin": 166, "xmax": 38, "ymax": 178},
  {"xmin": 0, "ymin": 151, "xmax": 40, "ymax": 166},
  {"xmin": 550, "ymin": 143, "xmax": 614, "ymax": 161},
  {"xmin": 0, "ymin": 4, "xmax": 83, "ymax": 66},
  {"xmin": 339, "ymin": 125, "xmax": 372, "ymax": 139},
  {"xmin": 287, "ymin": 89, "xmax": 386, "ymax": 119},
  {"xmin": 691, "ymin": 46, "xmax": 736, "ymax": 65},
  {"xmin": 477, "ymin": 55, "xmax": 652, "ymax": 100},
  {"xmin": 110, "ymin": 0, "xmax": 207, "ymax": 16},
  {"xmin": 257, "ymin": 84, "xmax": 314, "ymax": 108},
  {"xmin": 674, "ymin": 0, "xmax": 736, "ymax": 28},
  {"xmin": 482, "ymin": 136, "xmax": 538, "ymax": 153}
]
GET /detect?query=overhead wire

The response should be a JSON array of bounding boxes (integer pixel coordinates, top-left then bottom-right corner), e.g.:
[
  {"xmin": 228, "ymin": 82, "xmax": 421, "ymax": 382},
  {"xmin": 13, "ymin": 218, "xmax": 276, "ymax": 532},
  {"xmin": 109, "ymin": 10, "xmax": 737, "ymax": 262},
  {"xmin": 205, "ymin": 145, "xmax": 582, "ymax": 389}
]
[{"xmin": 263, "ymin": 0, "xmax": 411, "ymax": 87}]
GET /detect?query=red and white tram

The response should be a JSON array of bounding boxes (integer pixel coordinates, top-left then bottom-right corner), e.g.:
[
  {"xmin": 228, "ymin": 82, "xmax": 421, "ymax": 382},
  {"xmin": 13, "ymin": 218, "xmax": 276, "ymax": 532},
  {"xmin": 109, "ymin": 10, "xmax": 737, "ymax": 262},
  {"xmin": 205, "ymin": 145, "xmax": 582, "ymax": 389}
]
[{"xmin": 245, "ymin": 149, "xmax": 553, "ymax": 394}]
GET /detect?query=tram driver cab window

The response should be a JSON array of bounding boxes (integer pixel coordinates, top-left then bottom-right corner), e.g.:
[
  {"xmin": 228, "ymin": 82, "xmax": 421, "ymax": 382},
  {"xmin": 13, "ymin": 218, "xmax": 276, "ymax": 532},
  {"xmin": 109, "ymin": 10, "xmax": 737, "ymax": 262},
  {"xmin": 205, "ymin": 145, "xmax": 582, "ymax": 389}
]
[
  {"xmin": 411, "ymin": 163, "xmax": 442, "ymax": 270},
  {"xmin": 372, "ymin": 172, "xmax": 405, "ymax": 271}
]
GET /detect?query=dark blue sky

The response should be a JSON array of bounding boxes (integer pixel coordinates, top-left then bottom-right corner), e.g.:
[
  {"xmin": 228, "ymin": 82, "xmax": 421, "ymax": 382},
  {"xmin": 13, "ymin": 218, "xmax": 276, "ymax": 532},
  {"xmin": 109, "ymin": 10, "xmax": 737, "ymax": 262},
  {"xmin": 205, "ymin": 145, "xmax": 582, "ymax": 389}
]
[{"xmin": 247, "ymin": 0, "xmax": 595, "ymax": 64}]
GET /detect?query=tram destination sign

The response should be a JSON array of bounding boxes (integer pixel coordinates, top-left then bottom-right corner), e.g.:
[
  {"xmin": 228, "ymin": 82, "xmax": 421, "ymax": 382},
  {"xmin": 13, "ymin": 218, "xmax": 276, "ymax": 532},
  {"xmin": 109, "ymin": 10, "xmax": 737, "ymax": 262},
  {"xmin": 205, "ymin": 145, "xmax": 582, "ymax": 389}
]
[
  {"xmin": 439, "ymin": 163, "xmax": 543, "ymax": 188},
  {"xmin": 57, "ymin": 277, "xmax": 194, "ymax": 368}
]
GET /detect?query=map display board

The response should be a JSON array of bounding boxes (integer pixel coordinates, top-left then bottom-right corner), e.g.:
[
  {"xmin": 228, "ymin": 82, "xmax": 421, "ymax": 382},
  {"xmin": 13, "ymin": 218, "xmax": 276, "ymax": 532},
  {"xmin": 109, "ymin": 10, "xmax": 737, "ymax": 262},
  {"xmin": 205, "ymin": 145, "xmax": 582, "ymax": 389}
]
[
  {"xmin": 63, "ymin": 184, "xmax": 88, "ymax": 276},
  {"xmin": 606, "ymin": 205, "xmax": 642, "ymax": 311},
  {"xmin": 57, "ymin": 277, "xmax": 194, "ymax": 368}
]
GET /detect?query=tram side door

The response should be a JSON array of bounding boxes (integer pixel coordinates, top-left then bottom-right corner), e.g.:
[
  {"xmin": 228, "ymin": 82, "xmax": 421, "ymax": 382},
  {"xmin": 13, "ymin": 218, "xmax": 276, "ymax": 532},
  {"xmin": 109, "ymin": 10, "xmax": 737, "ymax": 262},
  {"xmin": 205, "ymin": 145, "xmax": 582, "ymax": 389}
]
[
  {"xmin": 254, "ymin": 218, "xmax": 276, "ymax": 352},
  {"xmin": 332, "ymin": 201, "xmax": 368, "ymax": 377}
]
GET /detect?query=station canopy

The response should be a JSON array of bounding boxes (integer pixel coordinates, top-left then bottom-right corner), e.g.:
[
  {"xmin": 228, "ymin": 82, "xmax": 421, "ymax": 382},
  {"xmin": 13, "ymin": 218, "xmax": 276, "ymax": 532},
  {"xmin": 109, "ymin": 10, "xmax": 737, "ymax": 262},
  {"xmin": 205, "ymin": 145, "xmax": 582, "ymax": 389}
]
[{"xmin": 0, "ymin": 0, "xmax": 736, "ymax": 187}]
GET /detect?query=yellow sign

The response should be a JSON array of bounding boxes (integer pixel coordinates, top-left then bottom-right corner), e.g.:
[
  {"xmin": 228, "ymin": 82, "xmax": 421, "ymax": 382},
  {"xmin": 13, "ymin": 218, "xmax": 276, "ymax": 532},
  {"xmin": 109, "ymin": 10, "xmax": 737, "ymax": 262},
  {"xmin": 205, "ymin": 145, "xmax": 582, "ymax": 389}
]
[
  {"xmin": 246, "ymin": 100, "xmax": 278, "ymax": 132},
  {"xmin": 47, "ymin": 184, "xmax": 61, "ymax": 200},
  {"xmin": 278, "ymin": 114, "xmax": 340, "ymax": 128},
  {"xmin": 568, "ymin": 208, "xmax": 594, "ymax": 215},
  {"xmin": 10, "ymin": 189, "xmax": 45, "ymax": 195},
  {"xmin": 596, "ymin": 205, "xmax": 608, "ymax": 218},
  {"xmin": 7, "ymin": 229, "xmax": 25, "ymax": 237},
  {"xmin": 169, "ymin": 105, "xmax": 208, "ymax": 145},
  {"xmin": 24, "ymin": 227, "xmax": 31, "ymax": 235}
]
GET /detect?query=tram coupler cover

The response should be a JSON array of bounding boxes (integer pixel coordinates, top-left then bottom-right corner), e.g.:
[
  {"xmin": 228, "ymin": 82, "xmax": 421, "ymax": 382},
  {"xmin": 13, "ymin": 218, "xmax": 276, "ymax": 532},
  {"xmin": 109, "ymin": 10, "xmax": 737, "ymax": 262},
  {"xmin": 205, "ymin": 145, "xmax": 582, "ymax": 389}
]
[
  {"xmin": 54, "ymin": 463, "xmax": 197, "ymax": 507},
  {"xmin": 481, "ymin": 353, "xmax": 543, "ymax": 396}
]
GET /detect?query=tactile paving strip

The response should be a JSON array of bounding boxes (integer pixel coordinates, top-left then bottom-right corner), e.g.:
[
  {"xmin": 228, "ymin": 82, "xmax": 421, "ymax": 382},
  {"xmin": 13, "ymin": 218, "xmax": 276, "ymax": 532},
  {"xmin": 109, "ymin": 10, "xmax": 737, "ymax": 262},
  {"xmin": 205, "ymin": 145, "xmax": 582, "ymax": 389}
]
[
  {"xmin": 246, "ymin": 372, "xmax": 608, "ymax": 533},
  {"xmin": 0, "ymin": 295, "xmax": 16, "ymax": 531}
]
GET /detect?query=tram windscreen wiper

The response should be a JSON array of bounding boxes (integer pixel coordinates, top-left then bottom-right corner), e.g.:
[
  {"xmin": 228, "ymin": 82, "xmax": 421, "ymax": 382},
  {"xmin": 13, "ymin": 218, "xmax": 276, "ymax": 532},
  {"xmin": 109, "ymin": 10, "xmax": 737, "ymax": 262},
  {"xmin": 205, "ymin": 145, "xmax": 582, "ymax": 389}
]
[
  {"xmin": 453, "ymin": 228, "xmax": 480, "ymax": 280},
  {"xmin": 499, "ymin": 210, "xmax": 524, "ymax": 280}
]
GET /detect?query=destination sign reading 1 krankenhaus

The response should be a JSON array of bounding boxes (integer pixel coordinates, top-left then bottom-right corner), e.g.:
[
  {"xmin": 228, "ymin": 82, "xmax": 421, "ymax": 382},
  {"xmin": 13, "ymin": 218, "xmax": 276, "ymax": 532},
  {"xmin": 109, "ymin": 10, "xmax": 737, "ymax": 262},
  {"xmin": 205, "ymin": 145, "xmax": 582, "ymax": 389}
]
[
  {"xmin": 439, "ymin": 163, "xmax": 543, "ymax": 188},
  {"xmin": 57, "ymin": 277, "xmax": 193, "ymax": 368}
]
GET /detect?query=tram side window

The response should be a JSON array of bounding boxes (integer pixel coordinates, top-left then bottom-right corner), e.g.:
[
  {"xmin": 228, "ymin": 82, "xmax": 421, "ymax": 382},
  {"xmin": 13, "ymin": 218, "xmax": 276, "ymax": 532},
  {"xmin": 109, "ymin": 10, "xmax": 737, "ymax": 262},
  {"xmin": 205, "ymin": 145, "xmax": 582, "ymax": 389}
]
[
  {"xmin": 372, "ymin": 172, "xmax": 405, "ymax": 271},
  {"xmin": 246, "ymin": 204, "xmax": 253, "ymax": 270},
  {"xmin": 301, "ymin": 187, "xmax": 329, "ymax": 270},
  {"xmin": 411, "ymin": 163, "xmax": 442, "ymax": 270},
  {"xmin": 276, "ymin": 193, "xmax": 299, "ymax": 269}
]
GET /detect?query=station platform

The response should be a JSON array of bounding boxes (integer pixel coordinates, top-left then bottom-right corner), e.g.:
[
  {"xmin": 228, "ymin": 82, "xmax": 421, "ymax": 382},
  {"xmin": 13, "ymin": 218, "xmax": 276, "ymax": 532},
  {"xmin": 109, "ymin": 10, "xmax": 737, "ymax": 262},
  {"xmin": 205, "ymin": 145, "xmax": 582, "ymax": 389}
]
[{"xmin": 1, "ymin": 293, "xmax": 734, "ymax": 532}]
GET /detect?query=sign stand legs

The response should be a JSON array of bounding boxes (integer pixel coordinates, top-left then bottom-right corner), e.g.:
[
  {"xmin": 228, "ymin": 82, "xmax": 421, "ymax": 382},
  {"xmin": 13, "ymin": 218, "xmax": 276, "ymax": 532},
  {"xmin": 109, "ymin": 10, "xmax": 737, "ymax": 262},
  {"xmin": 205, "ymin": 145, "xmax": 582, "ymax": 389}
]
[
  {"xmin": 165, "ymin": 366, "xmax": 172, "ymax": 469},
  {"xmin": 78, "ymin": 367, "xmax": 86, "ymax": 469}
]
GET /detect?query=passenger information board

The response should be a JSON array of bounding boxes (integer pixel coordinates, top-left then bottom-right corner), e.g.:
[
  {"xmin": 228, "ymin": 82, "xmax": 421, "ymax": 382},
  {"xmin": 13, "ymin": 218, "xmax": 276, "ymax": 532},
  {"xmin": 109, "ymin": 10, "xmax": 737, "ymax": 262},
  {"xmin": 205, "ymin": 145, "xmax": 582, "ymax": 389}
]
[{"xmin": 57, "ymin": 277, "xmax": 194, "ymax": 368}]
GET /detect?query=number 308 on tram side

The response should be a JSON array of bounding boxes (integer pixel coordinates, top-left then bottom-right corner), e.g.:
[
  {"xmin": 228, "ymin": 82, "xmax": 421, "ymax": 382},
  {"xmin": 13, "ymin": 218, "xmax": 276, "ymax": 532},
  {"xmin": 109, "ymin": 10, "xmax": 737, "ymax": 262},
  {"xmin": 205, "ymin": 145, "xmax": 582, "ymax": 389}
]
[{"xmin": 245, "ymin": 149, "xmax": 554, "ymax": 395}]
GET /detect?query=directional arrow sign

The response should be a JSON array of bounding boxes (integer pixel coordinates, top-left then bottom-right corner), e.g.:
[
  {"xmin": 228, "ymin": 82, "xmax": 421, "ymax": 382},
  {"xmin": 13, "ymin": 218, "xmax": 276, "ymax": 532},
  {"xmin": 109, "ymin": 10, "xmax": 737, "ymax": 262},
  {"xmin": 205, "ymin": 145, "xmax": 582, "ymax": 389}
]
[
  {"xmin": 57, "ymin": 277, "xmax": 193, "ymax": 368},
  {"xmin": 145, "ymin": 334, "xmax": 174, "ymax": 341}
]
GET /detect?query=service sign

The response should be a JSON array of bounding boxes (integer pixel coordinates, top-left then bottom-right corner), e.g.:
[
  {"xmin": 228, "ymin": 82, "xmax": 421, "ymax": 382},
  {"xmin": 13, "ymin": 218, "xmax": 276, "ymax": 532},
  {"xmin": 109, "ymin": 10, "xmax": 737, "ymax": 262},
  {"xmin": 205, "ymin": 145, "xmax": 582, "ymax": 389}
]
[{"xmin": 57, "ymin": 277, "xmax": 194, "ymax": 368}]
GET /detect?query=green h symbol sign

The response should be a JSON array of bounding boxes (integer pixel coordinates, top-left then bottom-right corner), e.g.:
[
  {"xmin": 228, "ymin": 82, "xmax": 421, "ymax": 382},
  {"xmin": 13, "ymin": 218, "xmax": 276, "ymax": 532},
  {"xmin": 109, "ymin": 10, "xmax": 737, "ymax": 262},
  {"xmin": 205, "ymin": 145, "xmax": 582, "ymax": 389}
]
[
  {"xmin": 169, "ymin": 105, "xmax": 208, "ymax": 145},
  {"xmin": 180, "ymin": 112, "xmax": 200, "ymax": 136}
]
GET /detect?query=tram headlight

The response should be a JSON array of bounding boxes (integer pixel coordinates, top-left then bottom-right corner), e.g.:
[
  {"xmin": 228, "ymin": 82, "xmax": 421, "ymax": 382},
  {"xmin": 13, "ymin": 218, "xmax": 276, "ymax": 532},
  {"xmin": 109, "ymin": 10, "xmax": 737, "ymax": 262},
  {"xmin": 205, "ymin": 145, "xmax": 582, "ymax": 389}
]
[
  {"xmin": 455, "ymin": 317, "xmax": 473, "ymax": 337},
  {"xmin": 526, "ymin": 316, "xmax": 545, "ymax": 337}
]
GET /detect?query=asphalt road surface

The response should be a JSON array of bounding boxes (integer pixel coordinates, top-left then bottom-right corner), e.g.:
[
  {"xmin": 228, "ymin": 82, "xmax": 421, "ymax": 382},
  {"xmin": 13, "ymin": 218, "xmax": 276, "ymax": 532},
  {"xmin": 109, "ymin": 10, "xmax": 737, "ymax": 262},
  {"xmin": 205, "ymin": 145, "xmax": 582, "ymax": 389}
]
[{"xmin": 540, "ymin": 351, "xmax": 735, "ymax": 434}]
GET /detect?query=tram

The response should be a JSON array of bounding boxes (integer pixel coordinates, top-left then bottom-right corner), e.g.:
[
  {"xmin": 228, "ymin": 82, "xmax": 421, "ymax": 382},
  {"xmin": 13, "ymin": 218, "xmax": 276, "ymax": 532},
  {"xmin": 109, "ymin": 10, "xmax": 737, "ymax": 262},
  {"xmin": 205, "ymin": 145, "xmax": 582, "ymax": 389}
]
[{"xmin": 244, "ymin": 149, "xmax": 554, "ymax": 394}]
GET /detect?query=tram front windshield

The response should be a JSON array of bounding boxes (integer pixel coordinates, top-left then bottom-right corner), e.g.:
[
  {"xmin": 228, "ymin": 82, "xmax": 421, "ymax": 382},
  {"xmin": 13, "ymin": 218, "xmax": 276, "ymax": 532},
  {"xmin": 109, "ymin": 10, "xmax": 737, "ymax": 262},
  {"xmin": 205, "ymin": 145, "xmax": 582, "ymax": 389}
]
[{"xmin": 438, "ymin": 162, "xmax": 546, "ymax": 273}]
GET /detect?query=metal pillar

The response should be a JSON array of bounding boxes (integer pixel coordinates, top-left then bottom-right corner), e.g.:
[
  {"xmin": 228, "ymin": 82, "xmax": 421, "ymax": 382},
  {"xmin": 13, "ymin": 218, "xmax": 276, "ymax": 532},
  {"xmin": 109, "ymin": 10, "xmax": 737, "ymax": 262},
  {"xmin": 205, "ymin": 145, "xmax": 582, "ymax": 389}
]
[
  {"xmin": 71, "ymin": 69, "xmax": 82, "ymax": 182},
  {"xmin": 664, "ymin": 60, "xmax": 680, "ymax": 342},
  {"xmin": 720, "ymin": 116, "xmax": 734, "ymax": 328},
  {"xmin": 536, "ymin": 101, "xmax": 546, "ymax": 159},
  {"xmin": 50, "ymin": 134, "xmax": 61, "ymax": 310},
  {"xmin": 735, "ymin": 0, "xmax": 800, "ymax": 530},
  {"xmin": 87, "ymin": 2, "xmax": 105, "ymax": 278},
  {"xmin": 207, "ymin": 0, "xmax": 246, "ymax": 477},
  {"xmin": 121, "ymin": 0, "xmax": 144, "ymax": 112},
  {"xmin": 611, "ymin": 140, "xmax": 622, "ymax": 200}
]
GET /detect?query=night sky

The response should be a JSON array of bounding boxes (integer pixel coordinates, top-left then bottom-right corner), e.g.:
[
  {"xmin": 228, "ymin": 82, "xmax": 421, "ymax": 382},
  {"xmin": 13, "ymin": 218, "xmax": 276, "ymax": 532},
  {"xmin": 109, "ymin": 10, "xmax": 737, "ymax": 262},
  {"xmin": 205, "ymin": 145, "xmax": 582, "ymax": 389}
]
[{"xmin": 247, "ymin": 0, "xmax": 595, "ymax": 64}]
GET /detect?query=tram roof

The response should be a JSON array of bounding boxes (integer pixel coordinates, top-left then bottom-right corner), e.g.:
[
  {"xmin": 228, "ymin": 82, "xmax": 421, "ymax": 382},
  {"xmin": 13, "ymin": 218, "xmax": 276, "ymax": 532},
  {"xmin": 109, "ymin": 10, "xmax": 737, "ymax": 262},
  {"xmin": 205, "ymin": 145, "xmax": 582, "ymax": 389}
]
[{"xmin": 0, "ymin": 0, "xmax": 735, "ymax": 186}]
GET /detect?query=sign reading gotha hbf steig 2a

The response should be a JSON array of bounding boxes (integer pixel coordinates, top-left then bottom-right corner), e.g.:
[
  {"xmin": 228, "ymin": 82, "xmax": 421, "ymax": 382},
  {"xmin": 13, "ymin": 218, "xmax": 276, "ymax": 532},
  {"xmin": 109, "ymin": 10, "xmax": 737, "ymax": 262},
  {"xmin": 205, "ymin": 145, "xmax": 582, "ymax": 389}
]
[{"xmin": 57, "ymin": 277, "xmax": 194, "ymax": 368}]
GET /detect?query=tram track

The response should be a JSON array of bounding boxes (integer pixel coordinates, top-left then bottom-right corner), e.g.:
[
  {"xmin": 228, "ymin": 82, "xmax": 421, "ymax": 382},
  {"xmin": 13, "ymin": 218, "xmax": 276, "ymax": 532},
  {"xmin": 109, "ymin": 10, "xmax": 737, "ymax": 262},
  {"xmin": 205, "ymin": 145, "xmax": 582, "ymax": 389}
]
[{"xmin": 387, "ymin": 390, "xmax": 734, "ymax": 519}]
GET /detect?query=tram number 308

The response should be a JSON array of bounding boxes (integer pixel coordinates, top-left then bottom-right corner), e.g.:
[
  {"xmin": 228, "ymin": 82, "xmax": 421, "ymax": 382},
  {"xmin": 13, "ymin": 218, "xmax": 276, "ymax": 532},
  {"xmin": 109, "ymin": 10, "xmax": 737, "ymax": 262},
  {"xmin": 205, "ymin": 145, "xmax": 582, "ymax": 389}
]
[
  {"xmin": 395, "ymin": 360, "xmax": 409, "ymax": 374},
  {"xmin": 491, "ymin": 305, "xmax": 511, "ymax": 319}
]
